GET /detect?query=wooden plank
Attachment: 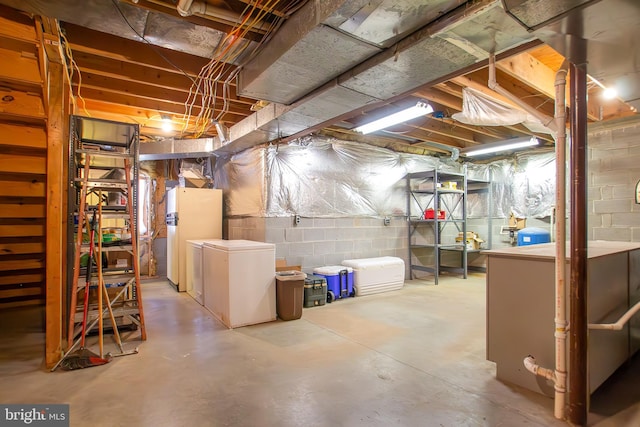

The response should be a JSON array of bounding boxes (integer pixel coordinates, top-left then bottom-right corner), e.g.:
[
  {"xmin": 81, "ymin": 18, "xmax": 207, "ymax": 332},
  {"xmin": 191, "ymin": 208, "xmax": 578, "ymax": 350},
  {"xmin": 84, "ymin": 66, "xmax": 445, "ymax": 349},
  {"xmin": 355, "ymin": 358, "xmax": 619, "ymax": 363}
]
[
  {"xmin": 78, "ymin": 100, "xmax": 233, "ymax": 137},
  {"xmin": 0, "ymin": 286, "xmax": 43, "ymax": 299},
  {"xmin": 0, "ymin": 179, "xmax": 46, "ymax": 197},
  {"xmin": 0, "ymin": 241, "xmax": 45, "ymax": 254},
  {"xmin": 497, "ymin": 52, "xmax": 557, "ymax": 99},
  {"xmin": 0, "ymin": 273, "xmax": 44, "ymax": 286},
  {"xmin": 74, "ymin": 86, "xmax": 250, "ymax": 120},
  {"xmin": 73, "ymin": 51, "xmax": 252, "ymax": 104},
  {"xmin": 0, "ymin": 259, "xmax": 45, "ymax": 271},
  {"xmin": 0, "ymin": 204, "xmax": 45, "ymax": 218},
  {"xmin": 0, "ymin": 47, "xmax": 42, "ymax": 91},
  {"xmin": 76, "ymin": 72, "xmax": 252, "ymax": 115},
  {"xmin": 0, "ymin": 89, "xmax": 46, "ymax": 121},
  {"xmin": 0, "ymin": 153, "xmax": 47, "ymax": 174},
  {"xmin": 0, "ymin": 298, "xmax": 43, "ymax": 308},
  {"xmin": 45, "ymin": 37, "xmax": 66, "ymax": 366},
  {"xmin": 64, "ymin": 23, "xmax": 211, "ymax": 76},
  {"xmin": 0, "ymin": 224, "xmax": 45, "ymax": 237},
  {"xmin": 0, "ymin": 123, "xmax": 47, "ymax": 149},
  {"xmin": 0, "ymin": 12, "xmax": 37, "ymax": 45}
]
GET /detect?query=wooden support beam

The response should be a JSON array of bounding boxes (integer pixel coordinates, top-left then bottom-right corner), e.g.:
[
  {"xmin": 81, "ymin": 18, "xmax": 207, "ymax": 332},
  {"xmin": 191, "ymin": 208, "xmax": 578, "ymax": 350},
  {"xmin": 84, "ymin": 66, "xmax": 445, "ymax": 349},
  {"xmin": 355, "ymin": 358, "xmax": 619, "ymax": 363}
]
[
  {"xmin": 36, "ymin": 16, "xmax": 67, "ymax": 368},
  {"xmin": 73, "ymin": 52, "xmax": 254, "ymax": 105},
  {"xmin": 64, "ymin": 23, "xmax": 211, "ymax": 76},
  {"xmin": 73, "ymin": 86, "xmax": 251, "ymax": 121},
  {"xmin": 75, "ymin": 72, "xmax": 253, "ymax": 114}
]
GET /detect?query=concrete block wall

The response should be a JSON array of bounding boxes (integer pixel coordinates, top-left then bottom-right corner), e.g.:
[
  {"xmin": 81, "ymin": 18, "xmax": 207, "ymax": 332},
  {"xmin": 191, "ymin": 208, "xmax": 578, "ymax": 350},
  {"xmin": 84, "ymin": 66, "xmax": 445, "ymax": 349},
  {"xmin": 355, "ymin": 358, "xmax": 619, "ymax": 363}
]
[
  {"xmin": 589, "ymin": 118, "xmax": 640, "ymax": 241},
  {"xmin": 226, "ymin": 216, "xmax": 408, "ymax": 274}
]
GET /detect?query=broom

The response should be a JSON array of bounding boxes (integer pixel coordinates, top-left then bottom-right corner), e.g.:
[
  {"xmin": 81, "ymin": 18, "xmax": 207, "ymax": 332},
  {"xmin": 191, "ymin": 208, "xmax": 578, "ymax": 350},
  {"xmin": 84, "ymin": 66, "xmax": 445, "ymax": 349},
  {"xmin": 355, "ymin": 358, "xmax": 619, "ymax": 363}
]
[{"xmin": 58, "ymin": 210, "xmax": 112, "ymax": 371}]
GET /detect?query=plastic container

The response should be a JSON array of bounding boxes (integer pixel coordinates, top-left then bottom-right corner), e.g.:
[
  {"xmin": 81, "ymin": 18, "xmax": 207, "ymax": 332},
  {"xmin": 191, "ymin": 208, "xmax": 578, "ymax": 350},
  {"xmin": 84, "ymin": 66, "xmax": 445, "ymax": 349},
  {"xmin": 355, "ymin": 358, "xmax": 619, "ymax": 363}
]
[
  {"xmin": 304, "ymin": 275, "xmax": 327, "ymax": 307},
  {"xmin": 424, "ymin": 208, "xmax": 445, "ymax": 220},
  {"xmin": 341, "ymin": 257, "xmax": 405, "ymax": 296},
  {"xmin": 313, "ymin": 266, "xmax": 354, "ymax": 303},
  {"xmin": 517, "ymin": 227, "xmax": 551, "ymax": 246},
  {"xmin": 275, "ymin": 271, "xmax": 306, "ymax": 320}
]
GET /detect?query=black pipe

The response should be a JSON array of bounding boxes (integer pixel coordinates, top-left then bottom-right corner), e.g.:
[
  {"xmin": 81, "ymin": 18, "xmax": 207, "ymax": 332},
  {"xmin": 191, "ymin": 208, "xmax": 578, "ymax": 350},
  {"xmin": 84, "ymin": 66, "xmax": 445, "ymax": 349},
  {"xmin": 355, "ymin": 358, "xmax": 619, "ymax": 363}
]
[{"xmin": 568, "ymin": 62, "xmax": 588, "ymax": 426}]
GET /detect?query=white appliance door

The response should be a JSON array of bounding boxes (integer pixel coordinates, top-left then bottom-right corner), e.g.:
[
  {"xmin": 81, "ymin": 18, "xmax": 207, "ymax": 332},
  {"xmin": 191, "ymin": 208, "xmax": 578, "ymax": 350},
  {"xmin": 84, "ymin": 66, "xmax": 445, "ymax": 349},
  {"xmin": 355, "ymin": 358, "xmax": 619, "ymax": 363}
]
[
  {"xmin": 176, "ymin": 188, "xmax": 223, "ymax": 291},
  {"xmin": 166, "ymin": 188, "xmax": 179, "ymax": 285}
]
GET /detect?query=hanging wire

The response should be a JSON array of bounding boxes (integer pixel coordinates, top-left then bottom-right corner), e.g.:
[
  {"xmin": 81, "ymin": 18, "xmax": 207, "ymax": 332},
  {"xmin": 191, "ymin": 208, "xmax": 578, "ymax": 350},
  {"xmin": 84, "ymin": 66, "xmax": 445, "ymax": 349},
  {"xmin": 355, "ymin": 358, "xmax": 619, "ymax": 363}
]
[
  {"xmin": 182, "ymin": 0, "xmax": 309, "ymax": 138},
  {"xmin": 56, "ymin": 21, "xmax": 91, "ymax": 117}
]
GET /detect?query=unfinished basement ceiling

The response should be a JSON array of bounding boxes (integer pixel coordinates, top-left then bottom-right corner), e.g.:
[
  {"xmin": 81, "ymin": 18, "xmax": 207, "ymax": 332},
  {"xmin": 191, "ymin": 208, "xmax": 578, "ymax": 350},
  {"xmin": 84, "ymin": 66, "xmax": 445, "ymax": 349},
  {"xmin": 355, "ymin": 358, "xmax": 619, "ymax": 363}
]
[{"xmin": 0, "ymin": 0, "xmax": 637, "ymax": 156}]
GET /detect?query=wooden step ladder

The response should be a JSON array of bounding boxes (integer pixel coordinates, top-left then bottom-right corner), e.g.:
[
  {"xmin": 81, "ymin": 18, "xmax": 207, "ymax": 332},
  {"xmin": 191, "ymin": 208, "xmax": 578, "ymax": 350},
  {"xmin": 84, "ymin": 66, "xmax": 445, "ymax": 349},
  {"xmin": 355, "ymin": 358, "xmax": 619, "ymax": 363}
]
[{"xmin": 65, "ymin": 117, "xmax": 146, "ymax": 358}]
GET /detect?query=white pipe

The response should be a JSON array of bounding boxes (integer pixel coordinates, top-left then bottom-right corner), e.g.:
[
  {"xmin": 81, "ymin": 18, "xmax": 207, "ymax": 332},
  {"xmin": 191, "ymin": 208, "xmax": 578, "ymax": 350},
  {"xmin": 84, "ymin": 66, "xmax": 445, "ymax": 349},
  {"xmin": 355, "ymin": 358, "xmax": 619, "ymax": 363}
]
[
  {"xmin": 589, "ymin": 301, "xmax": 640, "ymax": 330},
  {"xmin": 488, "ymin": 54, "xmax": 557, "ymax": 134},
  {"xmin": 524, "ymin": 356, "xmax": 556, "ymax": 381},
  {"xmin": 553, "ymin": 63, "xmax": 569, "ymax": 421},
  {"xmin": 176, "ymin": 0, "xmax": 194, "ymax": 17},
  {"xmin": 508, "ymin": 57, "xmax": 569, "ymax": 420},
  {"xmin": 176, "ymin": 0, "xmax": 271, "ymax": 31}
]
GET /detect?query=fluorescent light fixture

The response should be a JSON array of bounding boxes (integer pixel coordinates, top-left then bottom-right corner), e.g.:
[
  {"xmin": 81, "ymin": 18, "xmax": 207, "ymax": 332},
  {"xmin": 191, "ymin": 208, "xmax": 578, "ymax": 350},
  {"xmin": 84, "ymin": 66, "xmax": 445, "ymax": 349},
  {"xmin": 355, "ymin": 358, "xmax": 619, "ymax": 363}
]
[
  {"xmin": 354, "ymin": 101, "xmax": 433, "ymax": 134},
  {"xmin": 462, "ymin": 136, "xmax": 539, "ymax": 157},
  {"xmin": 160, "ymin": 115, "xmax": 172, "ymax": 132}
]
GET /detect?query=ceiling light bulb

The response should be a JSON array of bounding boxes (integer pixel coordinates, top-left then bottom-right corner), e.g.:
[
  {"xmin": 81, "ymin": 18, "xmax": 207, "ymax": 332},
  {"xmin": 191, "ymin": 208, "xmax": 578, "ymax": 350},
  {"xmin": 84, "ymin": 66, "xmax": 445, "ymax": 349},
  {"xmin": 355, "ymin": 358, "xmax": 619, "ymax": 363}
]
[
  {"xmin": 354, "ymin": 101, "xmax": 434, "ymax": 134},
  {"xmin": 161, "ymin": 115, "xmax": 172, "ymax": 132},
  {"xmin": 602, "ymin": 87, "xmax": 618, "ymax": 100}
]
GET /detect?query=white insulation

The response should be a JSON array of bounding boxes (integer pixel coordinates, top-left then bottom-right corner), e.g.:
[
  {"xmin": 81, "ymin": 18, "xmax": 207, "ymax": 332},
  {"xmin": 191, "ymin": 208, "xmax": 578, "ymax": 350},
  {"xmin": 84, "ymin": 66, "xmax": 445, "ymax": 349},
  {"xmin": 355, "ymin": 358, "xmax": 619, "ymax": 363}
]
[{"xmin": 213, "ymin": 135, "xmax": 557, "ymax": 219}]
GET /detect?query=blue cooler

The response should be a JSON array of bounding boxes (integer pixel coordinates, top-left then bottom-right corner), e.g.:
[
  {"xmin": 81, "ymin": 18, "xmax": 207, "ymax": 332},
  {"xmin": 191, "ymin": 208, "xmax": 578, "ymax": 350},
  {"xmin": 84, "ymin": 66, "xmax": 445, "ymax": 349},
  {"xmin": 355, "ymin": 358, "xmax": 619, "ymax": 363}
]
[
  {"xmin": 517, "ymin": 227, "xmax": 551, "ymax": 246},
  {"xmin": 313, "ymin": 266, "xmax": 354, "ymax": 303}
]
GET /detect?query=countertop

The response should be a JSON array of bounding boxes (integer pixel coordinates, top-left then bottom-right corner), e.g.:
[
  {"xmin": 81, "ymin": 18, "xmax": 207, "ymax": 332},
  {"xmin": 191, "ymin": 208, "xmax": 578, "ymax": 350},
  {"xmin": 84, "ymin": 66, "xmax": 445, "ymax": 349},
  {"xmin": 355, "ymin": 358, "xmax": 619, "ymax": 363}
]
[{"xmin": 482, "ymin": 240, "xmax": 640, "ymax": 260}]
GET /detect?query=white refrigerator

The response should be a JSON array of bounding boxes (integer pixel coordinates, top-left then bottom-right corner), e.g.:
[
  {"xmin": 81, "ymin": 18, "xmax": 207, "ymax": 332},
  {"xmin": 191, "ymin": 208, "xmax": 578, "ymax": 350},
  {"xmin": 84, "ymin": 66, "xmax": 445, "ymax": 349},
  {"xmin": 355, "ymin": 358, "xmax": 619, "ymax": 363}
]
[
  {"xmin": 166, "ymin": 187, "xmax": 222, "ymax": 292},
  {"xmin": 202, "ymin": 240, "xmax": 276, "ymax": 328}
]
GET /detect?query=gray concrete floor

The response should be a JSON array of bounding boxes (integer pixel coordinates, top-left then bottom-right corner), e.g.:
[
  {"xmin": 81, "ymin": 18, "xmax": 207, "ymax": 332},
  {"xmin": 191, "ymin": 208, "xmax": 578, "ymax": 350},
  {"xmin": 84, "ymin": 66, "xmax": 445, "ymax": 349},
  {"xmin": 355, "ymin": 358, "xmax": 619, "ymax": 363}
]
[{"xmin": 1, "ymin": 273, "xmax": 639, "ymax": 426}]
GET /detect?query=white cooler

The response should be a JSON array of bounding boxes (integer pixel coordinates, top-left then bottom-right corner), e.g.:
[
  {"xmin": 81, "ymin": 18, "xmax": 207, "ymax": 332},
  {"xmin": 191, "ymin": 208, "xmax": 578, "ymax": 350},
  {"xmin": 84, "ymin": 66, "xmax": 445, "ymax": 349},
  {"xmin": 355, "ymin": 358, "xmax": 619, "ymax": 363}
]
[{"xmin": 341, "ymin": 256, "xmax": 405, "ymax": 296}]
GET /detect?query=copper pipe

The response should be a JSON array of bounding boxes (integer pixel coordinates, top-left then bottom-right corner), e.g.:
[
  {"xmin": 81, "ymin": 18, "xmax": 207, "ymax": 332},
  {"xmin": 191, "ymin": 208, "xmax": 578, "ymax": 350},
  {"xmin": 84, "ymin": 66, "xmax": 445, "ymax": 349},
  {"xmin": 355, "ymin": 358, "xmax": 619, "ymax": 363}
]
[{"xmin": 568, "ymin": 61, "xmax": 588, "ymax": 426}]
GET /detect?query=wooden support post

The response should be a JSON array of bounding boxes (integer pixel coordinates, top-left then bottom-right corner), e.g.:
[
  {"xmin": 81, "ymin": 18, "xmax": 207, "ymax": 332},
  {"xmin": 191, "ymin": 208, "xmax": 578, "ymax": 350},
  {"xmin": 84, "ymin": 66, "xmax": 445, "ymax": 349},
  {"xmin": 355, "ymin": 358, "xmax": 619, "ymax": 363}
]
[{"xmin": 40, "ymin": 16, "xmax": 68, "ymax": 369}]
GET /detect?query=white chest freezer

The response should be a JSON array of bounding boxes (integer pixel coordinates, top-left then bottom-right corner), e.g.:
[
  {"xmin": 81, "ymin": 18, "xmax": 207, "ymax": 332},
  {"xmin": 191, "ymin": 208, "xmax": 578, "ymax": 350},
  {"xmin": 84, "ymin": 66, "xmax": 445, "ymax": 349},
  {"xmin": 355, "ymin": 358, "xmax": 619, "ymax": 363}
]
[
  {"xmin": 185, "ymin": 239, "xmax": 224, "ymax": 305},
  {"xmin": 202, "ymin": 240, "xmax": 276, "ymax": 328}
]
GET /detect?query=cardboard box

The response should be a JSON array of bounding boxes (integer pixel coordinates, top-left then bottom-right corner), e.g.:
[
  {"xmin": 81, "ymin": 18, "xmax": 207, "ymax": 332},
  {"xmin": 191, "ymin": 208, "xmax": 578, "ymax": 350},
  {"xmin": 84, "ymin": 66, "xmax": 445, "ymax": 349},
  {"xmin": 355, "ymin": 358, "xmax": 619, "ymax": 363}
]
[
  {"xmin": 276, "ymin": 258, "xmax": 301, "ymax": 272},
  {"xmin": 455, "ymin": 231, "xmax": 484, "ymax": 250},
  {"xmin": 508, "ymin": 213, "xmax": 526, "ymax": 230}
]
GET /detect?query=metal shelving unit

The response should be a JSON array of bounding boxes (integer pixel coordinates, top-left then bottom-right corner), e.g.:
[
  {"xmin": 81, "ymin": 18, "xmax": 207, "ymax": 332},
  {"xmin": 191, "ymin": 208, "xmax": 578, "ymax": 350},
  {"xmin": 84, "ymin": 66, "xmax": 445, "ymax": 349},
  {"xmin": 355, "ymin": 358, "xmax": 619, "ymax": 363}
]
[
  {"xmin": 66, "ymin": 115, "xmax": 146, "ymax": 356},
  {"xmin": 406, "ymin": 168, "xmax": 491, "ymax": 284}
]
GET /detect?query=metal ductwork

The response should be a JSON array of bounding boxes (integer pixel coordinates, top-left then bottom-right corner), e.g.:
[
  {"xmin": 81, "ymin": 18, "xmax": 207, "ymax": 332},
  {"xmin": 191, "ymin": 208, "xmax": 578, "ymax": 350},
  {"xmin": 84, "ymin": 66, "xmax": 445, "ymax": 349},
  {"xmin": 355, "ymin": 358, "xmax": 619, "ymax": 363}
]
[
  {"xmin": 0, "ymin": 0, "xmax": 254, "ymax": 60},
  {"xmin": 139, "ymin": 138, "xmax": 221, "ymax": 161},
  {"xmin": 503, "ymin": 0, "xmax": 640, "ymax": 112},
  {"xmin": 220, "ymin": 0, "xmax": 537, "ymax": 154}
]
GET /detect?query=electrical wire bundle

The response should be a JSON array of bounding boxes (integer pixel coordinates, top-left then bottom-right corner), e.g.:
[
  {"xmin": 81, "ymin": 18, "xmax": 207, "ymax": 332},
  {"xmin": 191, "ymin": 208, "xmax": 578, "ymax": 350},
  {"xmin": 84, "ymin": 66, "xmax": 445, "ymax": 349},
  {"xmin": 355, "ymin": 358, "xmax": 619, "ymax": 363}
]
[{"xmin": 183, "ymin": 0, "xmax": 308, "ymax": 137}]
